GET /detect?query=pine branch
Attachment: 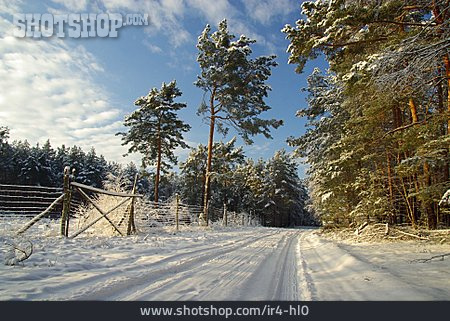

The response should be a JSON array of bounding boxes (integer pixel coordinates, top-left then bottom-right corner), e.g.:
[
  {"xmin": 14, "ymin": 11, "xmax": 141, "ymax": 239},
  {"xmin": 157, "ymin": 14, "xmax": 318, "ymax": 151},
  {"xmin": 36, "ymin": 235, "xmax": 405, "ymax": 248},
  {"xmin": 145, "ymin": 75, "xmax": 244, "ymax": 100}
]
[
  {"xmin": 371, "ymin": 20, "xmax": 437, "ymax": 27},
  {"xmin": 324, "ymin": 37, "xmax": 389, "ymax": 48},
  {"xmin": 382, "ymin": 114, "xmax": 436, "ymax": 137}
]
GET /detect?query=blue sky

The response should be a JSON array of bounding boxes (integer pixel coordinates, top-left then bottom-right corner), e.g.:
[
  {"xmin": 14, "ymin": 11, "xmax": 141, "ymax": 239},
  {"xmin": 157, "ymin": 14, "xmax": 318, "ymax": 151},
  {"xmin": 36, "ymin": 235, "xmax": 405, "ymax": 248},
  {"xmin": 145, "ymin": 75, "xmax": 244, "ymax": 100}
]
[{"xmin": 0, "ymin": 0, "xmax": 327, "ymax": 178}]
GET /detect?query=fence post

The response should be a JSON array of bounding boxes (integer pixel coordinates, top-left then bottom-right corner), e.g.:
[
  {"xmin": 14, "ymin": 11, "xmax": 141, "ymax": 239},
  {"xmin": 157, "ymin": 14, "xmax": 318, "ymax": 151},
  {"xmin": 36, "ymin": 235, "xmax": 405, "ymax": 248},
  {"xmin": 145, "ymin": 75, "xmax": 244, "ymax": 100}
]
[
  {"xmin": 127, "ymin": 174, "xmax": 138, "ymax": 235},
  {"xmin": 223, "ymin": 203, "xmax": 227, "ymax": 227},
  {"xmin": 64, "ymin": 169, "xmax": 76, "ymax": 236},
  {"xmin": 175, "ymin": 193, "xmax": 180, "ymax": 231},
  {"xmin": 61, "ymin": 166, "xmax": 70, "ymax": 237}
]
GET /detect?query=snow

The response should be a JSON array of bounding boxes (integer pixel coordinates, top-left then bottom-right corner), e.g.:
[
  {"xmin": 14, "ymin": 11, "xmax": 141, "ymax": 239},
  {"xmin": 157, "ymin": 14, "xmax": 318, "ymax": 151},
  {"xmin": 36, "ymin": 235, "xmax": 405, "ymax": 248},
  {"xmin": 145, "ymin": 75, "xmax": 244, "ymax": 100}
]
[
  {"xmin": 1, "ymin": 217, "xmax": 450, "ymax": 300},
  {"xmin": 300, "ymin": 232, "xmax": 450, "ymax": 300},
  {"xmin": 439, "ymin": 189, "xmax": 450, "ymax": 207}
]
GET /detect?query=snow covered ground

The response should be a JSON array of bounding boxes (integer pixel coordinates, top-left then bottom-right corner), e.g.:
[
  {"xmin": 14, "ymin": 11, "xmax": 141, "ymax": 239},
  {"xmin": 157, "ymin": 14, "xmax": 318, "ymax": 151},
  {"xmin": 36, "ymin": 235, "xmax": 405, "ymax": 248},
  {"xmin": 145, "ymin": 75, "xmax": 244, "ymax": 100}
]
[{"xmin": 1, "ymin": 218, "xmax": 449, "ymax": 301}]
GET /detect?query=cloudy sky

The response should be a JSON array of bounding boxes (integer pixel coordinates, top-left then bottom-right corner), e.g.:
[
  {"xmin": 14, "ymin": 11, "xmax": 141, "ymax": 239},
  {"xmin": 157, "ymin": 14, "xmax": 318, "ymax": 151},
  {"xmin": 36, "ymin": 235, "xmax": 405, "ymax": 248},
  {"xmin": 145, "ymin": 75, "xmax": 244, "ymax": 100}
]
[{"xmin": 0, "ymin": 0, "xmax": 325, "ymax": 177}]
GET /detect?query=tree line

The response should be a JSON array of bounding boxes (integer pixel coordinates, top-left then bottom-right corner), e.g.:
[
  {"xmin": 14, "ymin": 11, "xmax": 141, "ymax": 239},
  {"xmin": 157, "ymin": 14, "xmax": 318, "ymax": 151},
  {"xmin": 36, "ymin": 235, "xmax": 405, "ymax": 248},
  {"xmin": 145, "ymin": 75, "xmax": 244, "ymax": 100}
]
[
  {"xmin": 283, "ymin": 0, "xmax": 449, "ymax": 229},
  {"xmin": 0, "ymin": 126, "xmax": 314, "ymax": 227}
]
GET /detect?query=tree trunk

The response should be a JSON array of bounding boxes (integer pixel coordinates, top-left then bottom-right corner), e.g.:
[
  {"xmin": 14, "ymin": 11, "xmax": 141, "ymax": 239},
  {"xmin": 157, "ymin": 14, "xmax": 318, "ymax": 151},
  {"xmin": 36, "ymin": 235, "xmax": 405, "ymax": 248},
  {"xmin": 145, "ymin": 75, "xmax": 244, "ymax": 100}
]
[
  {"xmin": 400, "ymin": 176, "xmax": 416, "ymax": 228},
  {"xmin": 202, "ymin": 88, "xmax": 216, "ymax": 225},
  {"xmin": 154, "ymin": 120, "xmax": 162, "ymax": 203},
  {"xmin": 408, "ymin": 97, "xmax": 418, "ymax": 123},
  {"xmin": 386, "ymin": 151, "xmax": 395, "ymax": 223},
  {"xmin": 436, "ymin": 66, "xmax": 449, "ymax": 183},
  {"xmin": 444, "ymin": 54, "xmax": 450, "ymax": 134},
  {"xmin": 392, "ymin": 105, "xmax": 403, "ymax": 128},
  {"xmin": 433, "ymin": 1, "xmax": 450, "ymax": 133},
  {"xmin": 423, "ymin": 161, "xmax": 437, "ymax": 229}
]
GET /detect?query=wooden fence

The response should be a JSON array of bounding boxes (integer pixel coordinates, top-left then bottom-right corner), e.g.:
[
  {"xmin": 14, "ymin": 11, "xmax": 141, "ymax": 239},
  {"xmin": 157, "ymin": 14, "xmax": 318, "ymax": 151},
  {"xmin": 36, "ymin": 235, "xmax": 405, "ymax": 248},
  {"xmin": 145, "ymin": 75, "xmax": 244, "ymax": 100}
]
[
  {"xmin": 0, "ymin": 183, "xmax": 63, "ymax": 218},
  {"xmin": 1, "ymin": 167, "xmax": 257, "ymax": 237}
]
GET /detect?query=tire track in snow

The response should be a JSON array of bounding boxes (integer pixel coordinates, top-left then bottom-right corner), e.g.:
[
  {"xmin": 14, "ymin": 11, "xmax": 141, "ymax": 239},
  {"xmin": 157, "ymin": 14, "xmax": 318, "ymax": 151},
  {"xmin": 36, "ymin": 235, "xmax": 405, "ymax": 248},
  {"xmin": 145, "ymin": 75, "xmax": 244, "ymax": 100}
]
[
  {"xmin": 296, "ymin": 231, "xmax": 316, "ymax": 300},
  {"xmin": 127, "ymin": 230, "xmax": 292, "ymax": 300},
  {"xmin": 21, "ymin": 229, "xmax": 275, "ymax": 300},
  {"xmin": 115, "ymin": 230, "xmax": 301, "ymax": 300},
  {"xmin": 72, "ymin": 229, "xmax": 284, "ymax": 300}
]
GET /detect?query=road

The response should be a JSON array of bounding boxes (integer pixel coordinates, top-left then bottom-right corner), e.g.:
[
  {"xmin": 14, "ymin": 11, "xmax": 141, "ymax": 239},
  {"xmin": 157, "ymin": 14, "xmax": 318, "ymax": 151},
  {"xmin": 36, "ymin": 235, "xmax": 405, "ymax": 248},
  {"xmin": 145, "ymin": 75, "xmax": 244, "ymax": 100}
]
[
  {"xmin": 70, "ymin": 228, "xmax": 450, "ymax": 300},
  {"xmin": 2, "ymin": 227, "xmax": 450, "ymax": 300},
  {"xmin": 75, "ymin": 229, "xmax": 303, "ymax": 300}
]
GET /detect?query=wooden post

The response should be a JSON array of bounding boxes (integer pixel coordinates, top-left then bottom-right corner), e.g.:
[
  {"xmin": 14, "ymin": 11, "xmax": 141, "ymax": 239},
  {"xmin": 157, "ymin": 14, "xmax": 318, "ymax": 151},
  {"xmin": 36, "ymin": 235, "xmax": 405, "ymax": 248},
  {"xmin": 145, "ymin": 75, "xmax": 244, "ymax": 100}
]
[
  {"xmin": 64, "ymin": 186, "xmax": 73, "ymax": 237},
  {"xmin": 223, "ymin": 203, "xmax": 227, "ymax": 227},
  {"xmin": 17, "ymin": 194, "xmax": 65, "ymax": 235},
  {"xmin": 200, "ymin": 202, "xmax": 209, "ymax": 227},
  {"xmin": 64, "ymin": 168, "xmax": 75, "ymax": 237},
  {"xmin": 242, "ymin": 213, "xmax": 245, "ymax": 226},
  {"xmin": 175, "ymin": 193, "xmax": 179, "ymax": 232},
  {"xmin": 127, "ymin": 174, "xmax": 138, "ymax": 236},
  {"xmin": 61, "ymin": 166, "xmax": 70, "ymax": 237}
]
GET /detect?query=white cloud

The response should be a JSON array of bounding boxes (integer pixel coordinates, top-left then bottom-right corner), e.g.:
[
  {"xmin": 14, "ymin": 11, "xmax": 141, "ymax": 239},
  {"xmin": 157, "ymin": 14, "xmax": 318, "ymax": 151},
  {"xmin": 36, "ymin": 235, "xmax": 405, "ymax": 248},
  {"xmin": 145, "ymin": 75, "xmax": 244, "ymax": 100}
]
[
  {"xmin": 186, "ymin": 0, "xmax": 236, "ymax": 24},
  {"xmin": 0, "ymin": 21, "xmax": 131, "ymax": 164},
  {"xmin": 242, "ymin": 0, "xmax": 296, "ymax": 25},
  {"xmin": 0, "ymin": 0, "xmax": 23, "ymax": 16},
  {"xmin": 99, "ymin": 0, "xmax": 191, "ymax": 47},
  {"xmin": 45, "ymin": 0, "xmax": 281, "ymax": 51},
  {"xmin": 246, "ymin": 142, "xmax": 272, "ymax": 155},
  {"xmin": 143, "ymin": 40, "xmax": 163, "ymax": 54},
  {"xmin": 51, "ymin": 0, "xmax": 89, "ymax": 12}
]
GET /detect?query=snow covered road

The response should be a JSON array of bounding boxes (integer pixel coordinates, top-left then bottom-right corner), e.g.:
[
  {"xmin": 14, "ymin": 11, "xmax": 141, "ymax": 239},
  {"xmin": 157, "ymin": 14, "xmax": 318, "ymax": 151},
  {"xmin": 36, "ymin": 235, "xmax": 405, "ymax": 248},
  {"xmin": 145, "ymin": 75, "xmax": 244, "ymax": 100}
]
[
  {"xmin": 1, "ymin": 225, "xmax": 450, "ymax": 300},
  {"xmin": 94, "ymin": 229, "xmax": 300, "ymax": 301}
]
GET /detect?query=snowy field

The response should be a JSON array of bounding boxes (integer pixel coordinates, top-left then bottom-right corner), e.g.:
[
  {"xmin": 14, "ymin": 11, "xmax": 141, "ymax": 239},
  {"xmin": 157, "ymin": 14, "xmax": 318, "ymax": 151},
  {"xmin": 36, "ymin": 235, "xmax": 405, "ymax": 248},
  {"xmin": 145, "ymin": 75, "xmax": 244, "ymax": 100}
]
[{"xmin": 1, "ymin": 217, "xmax": 450, "ymax": 301}]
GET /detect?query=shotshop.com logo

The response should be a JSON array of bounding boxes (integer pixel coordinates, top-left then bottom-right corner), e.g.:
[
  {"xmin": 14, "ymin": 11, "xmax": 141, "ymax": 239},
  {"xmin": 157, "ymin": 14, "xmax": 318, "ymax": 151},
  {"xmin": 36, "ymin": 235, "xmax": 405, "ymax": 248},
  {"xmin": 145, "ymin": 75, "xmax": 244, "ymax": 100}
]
[{"xmin": 12, "ymin": 13, "xmax": 149, "ymax": 38}]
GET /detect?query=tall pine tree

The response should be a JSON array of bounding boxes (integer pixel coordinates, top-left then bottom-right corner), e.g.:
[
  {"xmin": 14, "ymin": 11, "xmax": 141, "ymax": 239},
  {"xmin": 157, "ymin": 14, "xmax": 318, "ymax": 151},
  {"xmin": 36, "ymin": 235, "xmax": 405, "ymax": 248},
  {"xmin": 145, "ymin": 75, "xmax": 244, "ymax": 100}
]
[
  {"xmin": 195, "ymin": 19, "xmax": 282, "ymax": 224},
  {"xmin": 117, "ymin": 80, "xmax": 191, "ymax": 202}
]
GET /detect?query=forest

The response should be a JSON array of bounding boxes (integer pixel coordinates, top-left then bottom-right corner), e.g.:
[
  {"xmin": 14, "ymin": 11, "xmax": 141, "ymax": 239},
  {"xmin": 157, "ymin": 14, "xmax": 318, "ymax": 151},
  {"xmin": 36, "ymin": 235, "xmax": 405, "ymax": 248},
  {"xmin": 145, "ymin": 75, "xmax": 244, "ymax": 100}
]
[
  {"xmin": 283, "ymin": 0, "xmax": 449, "ymax": 229},
  {"xmin": 1, "ymin": 0, "xmax": 449, "ymax": 230}
]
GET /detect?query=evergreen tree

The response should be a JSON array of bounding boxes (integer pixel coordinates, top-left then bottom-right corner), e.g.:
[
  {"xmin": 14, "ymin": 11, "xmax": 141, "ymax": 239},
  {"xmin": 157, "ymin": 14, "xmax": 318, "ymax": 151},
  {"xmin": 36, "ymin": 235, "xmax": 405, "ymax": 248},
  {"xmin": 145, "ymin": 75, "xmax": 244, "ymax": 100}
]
[
  {"xmin": 117, "ymin": 80, "xmax": 191, "ymax": 203},
  {"xmin": 195, "ymin": 19, "xmax": 282, "ymax": 223},
  {"xmin": 179, "ymin": 138, "xmax": 245, "ymax": 210},
  {"xmin": 79, "ymin": 147, "xmax": 107, "ymax": 188},
  {"xmin": 36, "ymin": 140, "xmax": 55, "ymax": 186},
  {"xmin": 0, "ymin": 127, "xmax": 13, "ymax": 183},
  {"xmin": 0, "ymin": 126, "xmax": 9, "ymax": 146},
  {"xmin": 68, "ymin": 146, "xmax": 87, "ymax": 184},
  {"xmin": 284, "ymin": 0, "xmax": 450, "ymax": 228},
  {"xmin": 179, "ymin": 144, "xmax": 207, "ymax": 206}
]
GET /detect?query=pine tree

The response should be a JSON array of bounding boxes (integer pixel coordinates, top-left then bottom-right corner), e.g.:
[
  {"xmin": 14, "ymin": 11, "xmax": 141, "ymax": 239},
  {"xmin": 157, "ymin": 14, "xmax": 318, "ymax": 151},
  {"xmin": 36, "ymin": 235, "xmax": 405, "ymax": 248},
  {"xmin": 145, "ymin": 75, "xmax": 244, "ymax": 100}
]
[
  {"xmin": 0, "ymin": 127, "xmax": 12, "ymax": 183},
  {"xmin": 179, "ymin": 138, "xmax": 245, "ymax": 210},
  {"xmin": 0, "ymin": 126, "xmax": 9, "ymax": 146},
  {"xmin": 117, "ymin": 80, "xmax": 191, "ymax": 203},
  {"xmin": 179, "ymin": 144, "xmax": 207, "ymax": 206},
  {"xmin": 284, "ymin": 0, "xmax": 450, "ymax": 228},
  {"xmin": 195, "ymin": 19, "xmax": 282, "ymax": 223},
  {"xmin": 68, "ymin": 146, "xmax": 86, "ymax": 184},
  {"xmin": 78, "ymin": 147, "xmax": 107, "ymax": 188}
]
